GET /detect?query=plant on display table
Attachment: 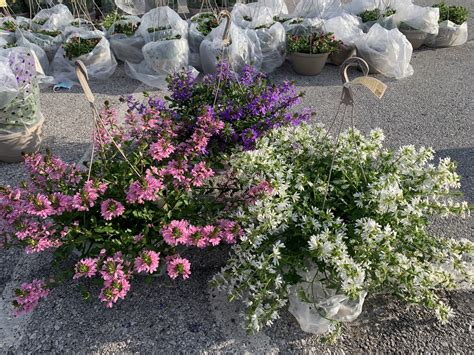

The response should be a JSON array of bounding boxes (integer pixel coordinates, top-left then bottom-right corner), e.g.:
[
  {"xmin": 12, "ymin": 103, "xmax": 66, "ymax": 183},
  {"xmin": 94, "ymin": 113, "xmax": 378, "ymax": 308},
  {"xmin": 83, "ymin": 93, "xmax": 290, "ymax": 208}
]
[
  {"xmin": 1, "ymin": 62, "xmax": 310, "ymax": 315},
  {"xmin": 212, "ymin": 123, "xmax": 473, "ymax": 341},
  {"xmin": 287, "ymin": 32, "xmax": 341, "ymax": 76}
]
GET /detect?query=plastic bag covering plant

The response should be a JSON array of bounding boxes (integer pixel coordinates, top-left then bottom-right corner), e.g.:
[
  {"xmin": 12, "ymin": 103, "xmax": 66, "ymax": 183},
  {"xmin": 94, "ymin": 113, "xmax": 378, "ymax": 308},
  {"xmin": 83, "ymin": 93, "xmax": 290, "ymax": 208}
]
[
  {"xmin": 0, "ymin": 62, "xmax": 310, "ymax": 314},
  {"xmin": 212, "ymin": 123, "xmax": 473, "ymax": 338},
  {"xmin": 166, "ymin": 62, "xmax": 312, "ymax": 151},
  {"xmin": 433, "ymin": 2, "xmax": 469, "ymax": 25},
  {"xmin": 192, "ymin": 13, "xmax": 220, "ymax": 37},
  {"xmin": 287, "ymin": 32, "xmax": 341, "ymax": 54}
]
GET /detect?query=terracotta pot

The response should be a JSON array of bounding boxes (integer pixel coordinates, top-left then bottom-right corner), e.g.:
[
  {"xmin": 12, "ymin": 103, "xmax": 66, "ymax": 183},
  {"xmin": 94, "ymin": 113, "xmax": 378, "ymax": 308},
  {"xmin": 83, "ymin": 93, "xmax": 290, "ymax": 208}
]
[
  {"xmin": 400, "ymin": 28, "xmax": 428, "ymax": 49},
  {"xmin": 290, "ymin": 52, "xmax": 329, "ymax": 76},
  {"xmin": 329, "ymin": 46, "xmax": 356, "ymax": 66}
]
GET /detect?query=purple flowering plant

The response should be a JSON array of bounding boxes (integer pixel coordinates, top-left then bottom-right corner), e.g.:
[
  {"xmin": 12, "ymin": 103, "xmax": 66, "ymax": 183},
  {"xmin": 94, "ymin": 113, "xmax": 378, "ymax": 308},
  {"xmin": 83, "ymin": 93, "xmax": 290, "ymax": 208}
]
[{"xmin": 0, "ymin": 62, "xmax": 310, "ymax": 314}]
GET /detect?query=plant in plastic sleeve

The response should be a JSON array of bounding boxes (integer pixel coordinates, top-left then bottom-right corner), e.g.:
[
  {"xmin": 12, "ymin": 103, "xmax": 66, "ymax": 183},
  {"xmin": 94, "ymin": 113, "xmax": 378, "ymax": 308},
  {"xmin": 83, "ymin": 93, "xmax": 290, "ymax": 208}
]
[{"xmin": 212, "ymin": 123, "xmax": 473, "ymax": 340}]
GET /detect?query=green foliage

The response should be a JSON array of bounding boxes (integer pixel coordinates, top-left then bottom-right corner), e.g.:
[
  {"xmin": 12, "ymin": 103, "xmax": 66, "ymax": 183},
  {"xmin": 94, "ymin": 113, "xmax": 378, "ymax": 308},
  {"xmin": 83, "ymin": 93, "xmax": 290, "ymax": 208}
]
[
  {"xmin": 433, "ymin": 2, "xmax": 469, "ymax": 25},
  {"xmin": 63, "ymin": 37, "xmax": 101, "ymax": 60},
  {"xmin": 193, "ymin": 13, "xmax": 219, "ymax": 36},
  {"xmin": 287, "ymin": 32, "xmax": 341, "ymax": 55},
  {"xmin": 359, "ymin": 8, "xmax": 396, "ymax": 23},
  {"xmin": 0, "ymin": 20, "xmax": 17, "ymax": 32},
  {"xmin": 102, "ymin": 11, "xmax": 124, "ymax": 30},
  {"xmin": 113, "ymin": 21, "xmax": 140, "ymax": 36},
  {"xmin": 34, "ymin": 29, "xmax": 62, "ymax": 37}
]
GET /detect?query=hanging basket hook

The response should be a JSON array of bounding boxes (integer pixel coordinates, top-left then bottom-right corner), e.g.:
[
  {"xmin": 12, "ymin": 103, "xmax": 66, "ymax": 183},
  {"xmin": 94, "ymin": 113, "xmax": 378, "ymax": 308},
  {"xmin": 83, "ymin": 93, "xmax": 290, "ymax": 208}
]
[
  {"xmin": 218, "ymin": 10, "xmax": 232, "ymax": 47},
  {"xmin": 340, "ymin": 57, "xmax": 370, "ymax": 85}
]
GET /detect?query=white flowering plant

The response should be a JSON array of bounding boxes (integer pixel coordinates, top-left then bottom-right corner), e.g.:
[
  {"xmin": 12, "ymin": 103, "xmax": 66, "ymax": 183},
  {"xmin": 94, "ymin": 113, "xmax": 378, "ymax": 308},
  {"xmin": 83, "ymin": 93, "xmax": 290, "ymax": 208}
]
[{"xmin": 212, "ymin": 123, "xmax": 473, "ymax": 339}]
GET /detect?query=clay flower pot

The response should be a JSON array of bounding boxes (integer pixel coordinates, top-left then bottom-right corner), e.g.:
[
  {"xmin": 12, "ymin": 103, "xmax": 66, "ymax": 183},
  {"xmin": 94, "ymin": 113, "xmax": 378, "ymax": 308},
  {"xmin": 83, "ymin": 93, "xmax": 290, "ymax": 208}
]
[
  {"xmin": 400, "ymin": 28, "xmax": 428, "ymax": 49},
  {"xmin": 329, "ymin": 46, "xmax": 356, "ymax": 66},
  {"xmin": 290, "ymin": 52, "xmax": 329, "ymax": 76}
]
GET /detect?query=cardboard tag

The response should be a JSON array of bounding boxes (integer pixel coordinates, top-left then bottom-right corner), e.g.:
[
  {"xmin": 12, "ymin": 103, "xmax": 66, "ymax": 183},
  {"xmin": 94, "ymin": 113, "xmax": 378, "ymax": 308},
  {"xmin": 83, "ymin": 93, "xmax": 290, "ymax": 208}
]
[
  {"xmin": 75, "ymin": 61, "xmax": 95, "ymax": 104},
  {"xmin": 0, "ymin": 0, "xmax": 7, "ymax": 8},
  {"xmin": 351, "ymin": 76, "xmax": 387, "ymax": 99},
  {"xmin": 31, "ymin": 51, "xmax": 45, "ymax": 76}
]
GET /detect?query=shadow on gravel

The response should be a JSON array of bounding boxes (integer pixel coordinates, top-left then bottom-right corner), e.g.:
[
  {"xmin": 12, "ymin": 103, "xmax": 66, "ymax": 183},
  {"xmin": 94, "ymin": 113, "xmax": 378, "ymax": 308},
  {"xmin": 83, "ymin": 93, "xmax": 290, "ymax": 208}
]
[{"xmin": 436, "ymin": 147, "xmax": 474, "ymax": 203}]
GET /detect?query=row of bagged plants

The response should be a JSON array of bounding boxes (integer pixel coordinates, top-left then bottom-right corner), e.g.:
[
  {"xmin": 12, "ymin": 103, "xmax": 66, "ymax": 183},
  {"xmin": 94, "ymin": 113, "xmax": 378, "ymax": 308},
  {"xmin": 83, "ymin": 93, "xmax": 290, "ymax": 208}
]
[
  {"xmin": 0, "ymin": 0, "xmax": 469, "ymax": 86},
  {"xmin": 0, "ymin": 59, "xmax": 472, "ymax": 339}
]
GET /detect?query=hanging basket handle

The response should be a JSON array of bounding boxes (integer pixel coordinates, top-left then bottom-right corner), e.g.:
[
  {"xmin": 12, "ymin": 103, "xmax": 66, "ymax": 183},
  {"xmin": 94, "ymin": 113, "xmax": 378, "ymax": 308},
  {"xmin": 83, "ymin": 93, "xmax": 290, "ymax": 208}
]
[
  {"xmin": 218, "ymin": 10, "xmax": 232, "ymax": 46},
  {"xmin": 75, "ymin": 60, "xmax": 95, "ymax": 104},
  {"xmin": 340, "ymin": 57, "xmax": 369, "ymax": 85},
  {"xmin": 339, "ymin": 57, "xmax": 387, "ymax": 103}
]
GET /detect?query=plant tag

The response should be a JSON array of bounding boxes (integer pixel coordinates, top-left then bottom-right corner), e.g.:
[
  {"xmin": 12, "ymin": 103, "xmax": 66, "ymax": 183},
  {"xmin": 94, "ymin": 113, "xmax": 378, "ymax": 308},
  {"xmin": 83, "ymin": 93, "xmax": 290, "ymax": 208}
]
[
  {"xmin": 31, "ymin": 51, "xmax": 45, "ymax": 76},
  {"xmin": 75, "ymin": 61, "xmax": 95, "ymax": 104},
  {"xmin": 351, "ymin": 76, "xmax": 387, "ymax": 99},
  {"xmin": 0, "ymin": 0, "xmax": 7, "ymax": 8}
]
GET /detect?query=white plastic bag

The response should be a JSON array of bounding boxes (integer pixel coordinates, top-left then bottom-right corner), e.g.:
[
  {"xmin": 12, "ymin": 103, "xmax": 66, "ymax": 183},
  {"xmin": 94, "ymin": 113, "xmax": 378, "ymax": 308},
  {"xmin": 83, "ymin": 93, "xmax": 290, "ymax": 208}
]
[
  {"xmin": 52, "ymin": 29, "xmax": 117, "ymax": 84},
  {"xmin": 394, "ymin": 4, "xmax": 439, "ymax": 35},
  {"xmin": 108, "ymin": 16, "xmax": 144, "ymax": 63},
  {"xmin": 356, "ymin": 24, "xmax": 413, "ymax": 79},
  {"xmin": 32, "ymin": 4, "xmax": 74, "ymax": 31},
  {"xmin": 0, "ymin": 56, "xmax": 19, "ymax": 109},
  {"xmin": 293, "ymin": 0, "xmax": 343, "ymax": 19},
  {"xmin": 18, "ymin": 28, "xmax": 63, "ymax": 62},
  {"xmin": 343, "ymin": 0, "xmax": 413, "ymax": 16},
  {"xmin": 0, "ymin": 17, "xmax": 17, "ymax": 44},
  {"xmin": 231, "ymin": 3, "xmax": 285, "ymax": 73},
  {"xmin": 138, "ymin": 6, "xmax": 188, "ymax": 44},
  {"xmin": 257, "ymin": 0, "xmax": 288, "ymax": 16},
  {"xmin": 15, "ymin": 33, "xmax": 50, "ymax": 74},
  {"xmin": 199, "ymin": 20, "xmax": 263, "ymax": 74},
  {"xmin": 283, "ymin": 17, "xmax": 324, "ymax": 35},
  {"xmin": 115, "ymin": 0, "xmax": 158, "ymax": 15},
  {"xmin": 322, "ymin": 13, "xmax": 364, "ymax": 46},
  {"xmin": 288, "ymin": 268, "xmax": 367, "ymax": 335},
  {"xmin": 426, "ymin": 21, "xmax": 468, "ymax": 47},
  {"xmin": 188, "ymin": 12, "xmax": 219, "ymax": 69}
]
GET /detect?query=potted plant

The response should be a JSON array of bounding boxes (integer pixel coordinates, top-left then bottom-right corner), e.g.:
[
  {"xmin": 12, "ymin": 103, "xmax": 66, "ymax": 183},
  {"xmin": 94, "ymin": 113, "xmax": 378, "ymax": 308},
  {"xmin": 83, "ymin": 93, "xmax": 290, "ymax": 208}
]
[
  {"xmin": 329, "ymin": 42, "xmax": 356, "ymax": 66},
  {"xmin": 427, "ymin": 2, "xmax": 469, "ymax": 47},
  {"xmin": 358, "ymin": 7, "xmax": 396, "ymax": 32},
  {"xmin": 287, "ymin": 32, "xmax": 340, "ymax": 76}
]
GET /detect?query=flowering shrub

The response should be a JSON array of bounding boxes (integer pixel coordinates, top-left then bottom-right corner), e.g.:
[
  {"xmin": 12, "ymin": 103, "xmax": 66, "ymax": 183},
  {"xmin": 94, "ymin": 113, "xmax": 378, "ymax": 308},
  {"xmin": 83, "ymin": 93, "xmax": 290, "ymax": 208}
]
[
  {"xmin": 212, "ymin": 123, "xmax": 473, "ymax": 337},
  {"xmin": 0, "ymin": 63, "xmax": 309, "ymax": 314},
  {"xmin": 166, "ymin": 62, "xmax": 311, "ymax": 151}
]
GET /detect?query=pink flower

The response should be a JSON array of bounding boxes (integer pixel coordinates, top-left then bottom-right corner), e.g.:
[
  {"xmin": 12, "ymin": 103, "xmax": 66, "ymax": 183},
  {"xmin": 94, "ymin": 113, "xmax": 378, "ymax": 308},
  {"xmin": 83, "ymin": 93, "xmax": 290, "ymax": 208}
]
[
  {"xmin": 74, "ymin": 258, "xmax": 98, "ymax": 279},
  {"xmin": 247, "ymin": 180, "xmax": 274, "ymax": 203},
  {"xmin": 13, "ymin": 280, "xmax": 49, "ymax": 316},
  {"xmin": 100, "ymin": 254, "xmax": 125, "ymax": 281},
  {"xmin": 149, "ymin": 139, "xmax": 175, "ymax": 162},
  {"xmin": 100, "ymin": 199, "xmax": 125, "ymax": 220},
  {"xmin": 219, "ymin": 219, "xmax": 241, "ymax": 244},
  {"xmin": 161, "ymin": 220, "xmax": 190, "ymax": 246},
  {"xmin": 203, "ymin": 225, "xmax": 221, "ymax": 246},
  {"xmin": 99, "ymin": 277, "xmax": 131, "ymax": 308},
  {"xmin": 50, "ymin": 193, "xmax": 74, "ymax": 214},
  {"xmin": 134, "ymin": 250, "xmax": 160, "ymax": 274},
  {"xmin": 196, "ymin": 106, "xmax": 224, "ymax": 133},
  {"xmin": 27, "ymin": 193, "xmax": 54, "ymax": 218},
  {"xmin": 188, "ymin": 225, "xmax": 208, "ymax": 248},
  {"xmin": 126, "ymin": 170, "xmax": 164, "ymax": 204},
  {"xmin": 166, "ymin": 255, "xmax": 191, "ymax": 280},
  {"xmin": 191, "ymin": 162, "xmax": 214, "ymax": 187},
  {"xmin": 72, "ymin": 180, "xmax": 105, "ymax": 211}
]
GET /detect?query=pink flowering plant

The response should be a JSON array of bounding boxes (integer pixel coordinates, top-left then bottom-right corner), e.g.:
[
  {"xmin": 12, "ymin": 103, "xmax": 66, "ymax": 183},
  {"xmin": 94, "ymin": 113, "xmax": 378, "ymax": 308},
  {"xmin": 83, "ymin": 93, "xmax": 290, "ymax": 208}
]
[{"xmin": 0, "ymin": 62, "xmax": 310, "ymax": 314}]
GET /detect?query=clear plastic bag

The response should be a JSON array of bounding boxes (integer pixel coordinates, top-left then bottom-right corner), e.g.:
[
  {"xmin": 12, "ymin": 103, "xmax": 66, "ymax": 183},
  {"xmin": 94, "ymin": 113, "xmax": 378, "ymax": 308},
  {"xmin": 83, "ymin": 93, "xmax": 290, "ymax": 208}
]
[
  {"xmin": 0, "ymin": 56, "xmax": 19, "ymax": 109},
  {"xmin": 356, "ymin": 23, "xmax": 413, "ymax": 79},
  {"xmin": 18, "ymin": 28, "xmax": 63, "ymax": 62},
  {"xmin": 426, "ymin": 20, "xmax": 468, "ymax": 48},
  {"xmin": 199, "ymin": 20, "xmax": 263, "ymax": 74},
  {"xmin": 322, "ymin": 13, "xmax": 364, "ymax": 46},
  {"xmin": 293, "ymin": 0, "xmax": 343, "ymax": 19},
  {"xmin": 257, "ymin": 0, "xmax": 289, "ymax": 16},
  {"xmin": 283, "ymin": 17, "xmax": 324, "ymax": 35},
  {"xmin": 1, "ymin": 17, "xmax": 18, "ymax": 45},
  {"xmin": 343, "ymin": 0, "xmax": 413, "ymax": 16},
  {"xmin": 31, "ymin": 4, "xmax": 74, "ymax": 32},
  {"xmin": 288, "ymin": 268, "xmax": 367, "ymax": 335},
  {"xmin": 15, "ymin": 33, "xmax": 50, "ymax": 74},
  {"xmin": 52, "ymin": 29, "xmax": 117, "ymax": 84},
  {"xmin": 115, "ymin": 0, "xmax": 158, "ymax": 15},
  {"xmin": 188, "ymin": 12, "xmax": 219, "ymax": 69},
  {"xmin": 108, "ymin": 16, "xmax": 144, "ymax": 63},
  {"xmin": 231, "ymin": 3, "xmax": 284, "ymax": 73},
  {"xmin": 138, "ymin": 6, "xmax": 189, "ymax": 44},
  {"xmin": 394, "ymin": 4, "xmax": 439, "ymax": 35}
]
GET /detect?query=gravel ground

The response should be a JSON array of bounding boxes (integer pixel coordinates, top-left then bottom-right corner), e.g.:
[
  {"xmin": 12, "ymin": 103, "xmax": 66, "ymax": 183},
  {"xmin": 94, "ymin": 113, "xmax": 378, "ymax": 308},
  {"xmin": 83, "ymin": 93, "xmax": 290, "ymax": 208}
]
[{"xmin": 1, "ymin": 5, "xmax": 474, "ymax": 352}]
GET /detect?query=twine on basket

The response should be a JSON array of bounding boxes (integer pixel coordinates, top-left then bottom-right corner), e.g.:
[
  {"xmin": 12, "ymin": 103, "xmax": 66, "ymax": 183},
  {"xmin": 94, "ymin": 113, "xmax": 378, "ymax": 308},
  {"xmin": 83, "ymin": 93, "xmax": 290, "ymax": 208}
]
[{"xmin": 75, "ymin": 60, "xmax": 142, "ymax": 180}]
